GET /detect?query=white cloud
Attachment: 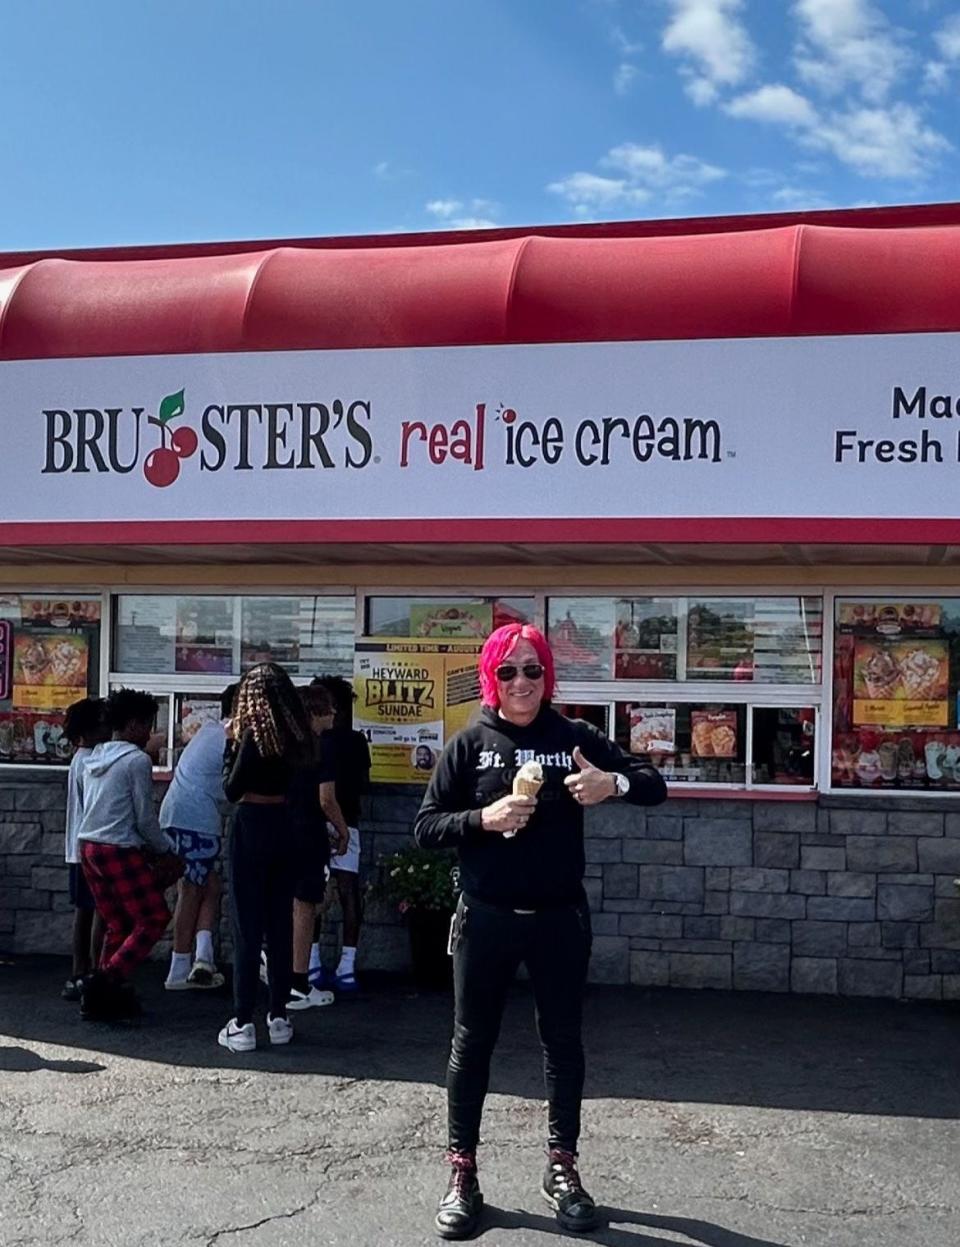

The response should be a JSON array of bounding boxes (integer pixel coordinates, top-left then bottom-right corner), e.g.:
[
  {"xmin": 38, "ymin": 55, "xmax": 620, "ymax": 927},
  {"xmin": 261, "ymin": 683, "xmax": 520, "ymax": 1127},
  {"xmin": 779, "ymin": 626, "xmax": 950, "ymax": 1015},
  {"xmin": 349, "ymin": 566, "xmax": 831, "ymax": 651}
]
[
  {"xmin": 547, "ymin": 172, "xmax": 651, "ymax": 213},
  {"xmin": 724, "ymin": 83, "xmax": 818, "ymax": 126},
  {"xmin": 424, "ymin": 198, "xmax": 500, "ymax": 230},
  {"xmin": 425, "ymin": 199, "xmax": 463, "ymax": 219},
  {"xmin": 603, "ymin": 142, "xmax": 726, "ymax": 188},
  {"xmin": 548, "ymin": 142, "xmax": 725, "ymax": 215},
  {"xmin": 610, "ymin": 24, "xmax": 643, "ymax": 57},
  {"xmin": 935, "ymin": 14, "xmax": 960, "ymax": 60},
  {"xmin": 614, "ymin": 62, "xmax": 638, "ymax": 95},
  {"xmin": 662, "ymin": 0, "xmax": 757, "ymax": 99},
  {"xmin": 923, "ymin": 60, "xmax": 949, "ymax": 93},
  {"xmin": 769, "ymin": 185, "xmax": 834, "ymax": 210},
  {"xmin": 792, "ymin": 0, "xmax": 913, "ymax": 103},
  {"xmin": 803, "ymin": 103, "xmax": 950, "ymax": 178}
]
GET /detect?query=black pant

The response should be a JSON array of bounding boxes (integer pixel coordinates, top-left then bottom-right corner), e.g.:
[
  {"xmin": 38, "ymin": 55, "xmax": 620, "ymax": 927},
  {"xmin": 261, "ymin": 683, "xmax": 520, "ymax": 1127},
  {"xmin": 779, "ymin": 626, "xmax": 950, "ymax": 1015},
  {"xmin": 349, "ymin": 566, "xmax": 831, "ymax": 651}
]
[
  {"xmin": 229, "ymin": 804, "xmax": 297, "ymax": 1024},
  {"xmin": 446, "ymin": 895, "xmax": 592, "ymax": 1155}
]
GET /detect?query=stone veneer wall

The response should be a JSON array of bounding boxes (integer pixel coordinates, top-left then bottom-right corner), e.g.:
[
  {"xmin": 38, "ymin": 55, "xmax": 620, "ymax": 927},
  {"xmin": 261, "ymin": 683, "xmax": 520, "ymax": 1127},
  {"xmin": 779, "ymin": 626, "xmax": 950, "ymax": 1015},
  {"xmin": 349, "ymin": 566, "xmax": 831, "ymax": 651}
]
[{"xmin": 3, "ymin": 773, "xmax": 960, "ymax": 1000}]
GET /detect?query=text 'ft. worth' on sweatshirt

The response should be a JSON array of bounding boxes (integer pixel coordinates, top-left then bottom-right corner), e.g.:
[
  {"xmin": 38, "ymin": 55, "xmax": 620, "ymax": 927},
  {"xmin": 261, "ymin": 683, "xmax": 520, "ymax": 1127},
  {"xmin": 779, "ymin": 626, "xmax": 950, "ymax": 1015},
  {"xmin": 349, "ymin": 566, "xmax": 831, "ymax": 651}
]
[
  {"xmin": 414, "ymin": 705, "xmax": 667, "ymax": 910},
  {"xmin": 76, "ymin": 741, "xmax": 172, "ymax": 854}
]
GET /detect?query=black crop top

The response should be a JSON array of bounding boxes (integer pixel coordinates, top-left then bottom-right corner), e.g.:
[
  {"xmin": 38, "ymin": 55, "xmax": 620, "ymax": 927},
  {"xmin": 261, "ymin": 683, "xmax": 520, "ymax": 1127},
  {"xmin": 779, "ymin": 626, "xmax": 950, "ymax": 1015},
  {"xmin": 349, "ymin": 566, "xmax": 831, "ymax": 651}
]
[{"xmin": 222, "ymin": 728, "xmax": 293, "ymax": 802}]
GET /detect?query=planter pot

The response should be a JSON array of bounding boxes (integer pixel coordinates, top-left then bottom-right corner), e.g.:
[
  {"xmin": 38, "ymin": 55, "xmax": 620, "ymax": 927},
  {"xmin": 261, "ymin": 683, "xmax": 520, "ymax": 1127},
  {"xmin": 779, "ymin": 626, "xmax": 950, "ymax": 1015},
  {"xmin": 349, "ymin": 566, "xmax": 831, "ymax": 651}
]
[{"xmin": 406, "ymin": 907, "xmax": 453, "ymax": 991}]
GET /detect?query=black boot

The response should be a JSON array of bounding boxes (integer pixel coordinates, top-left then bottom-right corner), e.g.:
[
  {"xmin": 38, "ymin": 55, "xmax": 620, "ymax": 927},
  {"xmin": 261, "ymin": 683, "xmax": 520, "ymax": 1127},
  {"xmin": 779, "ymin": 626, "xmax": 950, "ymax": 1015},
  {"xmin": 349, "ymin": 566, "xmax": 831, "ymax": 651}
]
[
  {"xmin": 80, "ymin": 972, "xmax": 140, "ymax": 1022},
  {"xmin": 541, "ymin": 1148, "xmax": 600, "ymax": 1233},
  {"xmin": 434, "ymin": 1150, "xmax": 482, "ymax": 1240}
]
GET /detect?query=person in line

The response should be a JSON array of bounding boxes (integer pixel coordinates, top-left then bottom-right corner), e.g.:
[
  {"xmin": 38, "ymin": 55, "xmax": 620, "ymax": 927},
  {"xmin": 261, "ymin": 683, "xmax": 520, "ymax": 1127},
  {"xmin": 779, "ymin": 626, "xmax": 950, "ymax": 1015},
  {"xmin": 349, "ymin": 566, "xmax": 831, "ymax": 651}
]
[
  {"xmin": 61, "ymin": 697, "xmax": 109, "ymax": 1001},
  {"xmin": 77, "ymin": 688, "xmax": 182, "ymax": 1022},
  {"xmin": 414, "ymin": 623, "xmax": 667, "ymax": 1240},
  {"xmin": 161, "ymin": 684, "xmax": 238, "ymax": 991},
  {"xmin": 218, "ymin": 662, "xmax": 313, "ymax": 1053},
  {"xmin": 284, "ymin": 684, "xmax": 341, "ymax": 1011},
  {"xmin": 307, "ymin": 674, "xmax": 371, "ymax": 995}
]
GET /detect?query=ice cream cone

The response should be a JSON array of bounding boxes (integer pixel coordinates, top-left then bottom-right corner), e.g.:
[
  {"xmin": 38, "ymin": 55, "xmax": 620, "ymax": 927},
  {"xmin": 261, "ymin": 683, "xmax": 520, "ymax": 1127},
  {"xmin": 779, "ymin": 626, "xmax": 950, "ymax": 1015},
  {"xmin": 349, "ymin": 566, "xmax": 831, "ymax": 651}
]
[{"xmin": 504, "ymin": 762, "xmax": 543, "ymax": 838}]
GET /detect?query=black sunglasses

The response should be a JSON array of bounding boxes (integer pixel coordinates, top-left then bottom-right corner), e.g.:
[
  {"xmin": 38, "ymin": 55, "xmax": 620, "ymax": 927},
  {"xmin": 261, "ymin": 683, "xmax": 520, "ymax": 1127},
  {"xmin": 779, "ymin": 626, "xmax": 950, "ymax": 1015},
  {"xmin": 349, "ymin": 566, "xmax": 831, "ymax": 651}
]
[{"xmin": 495, "ymin": 662, "xmax": 545, "ymax": 682}]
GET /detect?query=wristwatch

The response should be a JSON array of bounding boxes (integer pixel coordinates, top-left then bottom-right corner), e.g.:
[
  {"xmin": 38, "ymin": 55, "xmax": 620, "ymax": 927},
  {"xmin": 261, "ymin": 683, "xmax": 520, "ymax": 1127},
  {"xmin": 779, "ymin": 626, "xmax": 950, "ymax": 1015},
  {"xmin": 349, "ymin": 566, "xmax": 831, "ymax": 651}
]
[{"xmin": 612, "ymin": 772, "xmax": 630, "ymax": 797}]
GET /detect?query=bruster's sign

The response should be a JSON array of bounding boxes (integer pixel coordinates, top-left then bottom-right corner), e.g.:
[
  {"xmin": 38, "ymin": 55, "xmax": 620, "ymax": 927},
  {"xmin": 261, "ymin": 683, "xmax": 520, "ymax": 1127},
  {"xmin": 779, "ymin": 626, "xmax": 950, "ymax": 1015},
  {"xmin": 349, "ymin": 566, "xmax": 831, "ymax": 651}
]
[{"xmin": 4, "ymin": 333, "xmax": 960, "ymax": 522}]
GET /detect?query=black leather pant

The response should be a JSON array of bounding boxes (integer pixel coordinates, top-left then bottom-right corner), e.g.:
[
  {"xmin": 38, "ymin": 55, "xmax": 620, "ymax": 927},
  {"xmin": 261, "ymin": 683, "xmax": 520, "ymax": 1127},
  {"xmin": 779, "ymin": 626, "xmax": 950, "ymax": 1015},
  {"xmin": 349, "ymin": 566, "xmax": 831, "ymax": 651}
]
[{"xmin": 446, "ymin": 895, "xmax": 592, "ymax": 1155}]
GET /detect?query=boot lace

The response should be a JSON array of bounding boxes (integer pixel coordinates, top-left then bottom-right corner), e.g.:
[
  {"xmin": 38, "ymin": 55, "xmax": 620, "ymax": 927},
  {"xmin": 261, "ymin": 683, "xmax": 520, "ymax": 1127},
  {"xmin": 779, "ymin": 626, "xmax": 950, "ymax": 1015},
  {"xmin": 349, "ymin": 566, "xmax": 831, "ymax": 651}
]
[
  {"xmin": 548, "ymin": 1148, "xmax": 584, "ymax": 1197},
  {"xmin": 445, "ymin": 1149, "xmax": 477, "ymax": 1200}
]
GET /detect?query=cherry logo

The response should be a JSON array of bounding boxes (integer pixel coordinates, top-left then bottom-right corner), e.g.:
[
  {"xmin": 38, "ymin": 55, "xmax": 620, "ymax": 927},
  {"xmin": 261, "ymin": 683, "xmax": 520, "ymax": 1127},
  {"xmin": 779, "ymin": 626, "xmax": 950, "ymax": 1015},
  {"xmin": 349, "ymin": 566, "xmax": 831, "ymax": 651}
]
[{"xmin": 143, "ymin": 389, "xmax": 195, "ymax": 487}]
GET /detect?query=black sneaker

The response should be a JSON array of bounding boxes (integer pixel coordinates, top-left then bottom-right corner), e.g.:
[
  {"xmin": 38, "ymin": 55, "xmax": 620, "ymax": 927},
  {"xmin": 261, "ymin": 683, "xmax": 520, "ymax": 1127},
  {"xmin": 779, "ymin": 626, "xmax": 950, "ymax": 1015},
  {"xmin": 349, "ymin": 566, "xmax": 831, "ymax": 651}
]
[
  {"xmin": 541, "ymin": 1148, "xmax": 600, "ymax": 1233},
  {"xmin": 434, "ymin": 1150, "xmax": 482, "ymax": 1240}
]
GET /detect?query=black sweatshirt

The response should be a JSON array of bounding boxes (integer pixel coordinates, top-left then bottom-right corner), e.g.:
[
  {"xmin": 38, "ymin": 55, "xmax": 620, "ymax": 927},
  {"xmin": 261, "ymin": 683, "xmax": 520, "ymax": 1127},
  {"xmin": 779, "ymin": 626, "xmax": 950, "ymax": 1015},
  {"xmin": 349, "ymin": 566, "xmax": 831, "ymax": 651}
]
[
  {"xmin": 222, "ymin": 728, "xmax": 293, "ymax": 802},
  {"xmin": 414, "ymin": 705, "xmax": 667, "ymax": 909}
]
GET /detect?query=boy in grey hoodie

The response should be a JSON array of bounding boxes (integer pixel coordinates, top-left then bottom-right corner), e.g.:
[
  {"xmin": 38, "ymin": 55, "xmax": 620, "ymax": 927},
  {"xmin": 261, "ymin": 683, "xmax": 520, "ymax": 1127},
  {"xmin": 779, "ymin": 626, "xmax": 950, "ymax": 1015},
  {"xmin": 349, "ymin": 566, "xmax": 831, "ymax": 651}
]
[{"xmin": 77, "ymin": 688, "xmax": 180, "ymax": 1020}]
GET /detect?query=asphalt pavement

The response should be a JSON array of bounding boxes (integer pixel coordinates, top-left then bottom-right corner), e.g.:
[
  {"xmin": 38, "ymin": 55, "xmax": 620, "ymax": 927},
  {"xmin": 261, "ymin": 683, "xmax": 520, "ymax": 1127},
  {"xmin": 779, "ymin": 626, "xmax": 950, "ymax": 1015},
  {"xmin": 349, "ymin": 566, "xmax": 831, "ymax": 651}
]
[{"xmin": 1, "ymin": 955, "xmax": 959, "ymax": 1247}]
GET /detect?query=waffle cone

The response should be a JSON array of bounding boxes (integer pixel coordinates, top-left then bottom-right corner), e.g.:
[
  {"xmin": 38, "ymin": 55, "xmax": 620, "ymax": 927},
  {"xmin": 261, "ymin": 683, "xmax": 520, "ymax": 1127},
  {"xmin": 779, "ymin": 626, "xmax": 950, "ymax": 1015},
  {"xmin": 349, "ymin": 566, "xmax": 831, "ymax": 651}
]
[{"xmin": 513, "ymin": 777, "xmax": 543, "ymax": 798}]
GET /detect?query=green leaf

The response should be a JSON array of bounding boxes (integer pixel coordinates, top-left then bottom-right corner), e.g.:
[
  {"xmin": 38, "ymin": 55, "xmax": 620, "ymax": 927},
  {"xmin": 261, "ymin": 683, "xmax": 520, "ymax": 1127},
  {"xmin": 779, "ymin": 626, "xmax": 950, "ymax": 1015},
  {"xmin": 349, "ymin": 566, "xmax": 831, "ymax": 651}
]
[{"xmin": 159, "ymin": 388, "xmax": 185, "ymax": 424}]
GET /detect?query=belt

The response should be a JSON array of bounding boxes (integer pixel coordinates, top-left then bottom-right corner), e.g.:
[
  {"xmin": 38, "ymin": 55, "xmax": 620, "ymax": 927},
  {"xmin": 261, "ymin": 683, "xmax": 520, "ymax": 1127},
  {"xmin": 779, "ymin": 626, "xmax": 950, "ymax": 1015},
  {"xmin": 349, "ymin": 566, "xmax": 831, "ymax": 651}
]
[{"xmin": 462, "ymin": 893, "xmax": 582, "ymax": 917}]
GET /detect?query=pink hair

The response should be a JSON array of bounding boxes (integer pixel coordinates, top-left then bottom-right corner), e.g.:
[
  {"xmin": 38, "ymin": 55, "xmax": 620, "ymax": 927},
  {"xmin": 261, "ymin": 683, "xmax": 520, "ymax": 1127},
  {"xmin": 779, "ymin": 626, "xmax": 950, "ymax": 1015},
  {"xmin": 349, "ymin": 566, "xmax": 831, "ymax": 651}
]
[{"xmin": 478, "ymin": 623, "xmax": 555, "ymax": 708}]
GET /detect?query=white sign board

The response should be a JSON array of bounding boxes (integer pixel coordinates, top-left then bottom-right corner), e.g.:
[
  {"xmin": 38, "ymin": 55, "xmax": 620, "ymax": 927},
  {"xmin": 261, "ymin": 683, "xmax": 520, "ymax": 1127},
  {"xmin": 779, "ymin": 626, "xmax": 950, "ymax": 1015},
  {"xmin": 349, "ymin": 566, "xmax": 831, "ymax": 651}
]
[{"xmin": 1, "ymin": 333, "xmax": 959, "ymax": 527}]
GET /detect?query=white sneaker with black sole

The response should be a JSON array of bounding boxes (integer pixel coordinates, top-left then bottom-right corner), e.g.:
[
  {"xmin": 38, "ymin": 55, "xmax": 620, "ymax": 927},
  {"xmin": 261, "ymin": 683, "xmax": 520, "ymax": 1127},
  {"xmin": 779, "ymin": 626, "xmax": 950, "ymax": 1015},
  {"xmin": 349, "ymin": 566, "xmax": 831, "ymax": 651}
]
[
  {"xmin": 267, "ymin": 1014, "xmax": 294, "ymax": 1045},
  {"xmin": 218, "ymin": 1018, "xmax": 256, "ymax": 1052},
  {"xmin": 286, "ymin": 986, "xmax": 335, "ymax": 1011}
]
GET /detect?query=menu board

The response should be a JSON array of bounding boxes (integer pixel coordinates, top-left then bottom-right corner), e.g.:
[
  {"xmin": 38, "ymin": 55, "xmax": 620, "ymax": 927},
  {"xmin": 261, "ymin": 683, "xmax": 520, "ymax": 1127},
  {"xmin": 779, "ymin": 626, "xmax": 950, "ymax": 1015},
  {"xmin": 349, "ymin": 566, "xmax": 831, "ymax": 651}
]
[
  {"xmin": 691, "ymin": 710, "xmax": 738, "ymax": 758},
  {"xmin": 629, "ymin": 706, "xmax": 676, "ymax": 754},
  {"xmin": 549, "ymin": 598, "xmax": 615, "ymax": 680},
  {"xmin": 114, "ymin": 596, "xmax": 178, "ymax": 672},
  {"xmin": 614, "ymin": 598, "xmax": 677, "ymax": 679},
  {"xmin": 853, "ymin": 638, "xmax": 949, "ymax": 727},
  {"xmin": 175, "ymin": 597, "xmax": 234, "ymax": 673},
  {"xmin": 354, "ymin": 639, "xmax": 482, "ymax": 783},
  {"xmin": 409, "ymin": 602, "xmax": 492, "ymax": 639}
]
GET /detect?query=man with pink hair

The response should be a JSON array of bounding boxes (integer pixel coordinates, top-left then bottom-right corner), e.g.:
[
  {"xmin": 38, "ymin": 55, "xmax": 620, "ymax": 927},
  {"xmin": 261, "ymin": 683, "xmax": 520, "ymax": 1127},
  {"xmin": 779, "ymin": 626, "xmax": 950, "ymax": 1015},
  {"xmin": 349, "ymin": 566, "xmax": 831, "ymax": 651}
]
[{"xmin": 415, "ymin": 623, "xmax": 667, "ymax": 1239}]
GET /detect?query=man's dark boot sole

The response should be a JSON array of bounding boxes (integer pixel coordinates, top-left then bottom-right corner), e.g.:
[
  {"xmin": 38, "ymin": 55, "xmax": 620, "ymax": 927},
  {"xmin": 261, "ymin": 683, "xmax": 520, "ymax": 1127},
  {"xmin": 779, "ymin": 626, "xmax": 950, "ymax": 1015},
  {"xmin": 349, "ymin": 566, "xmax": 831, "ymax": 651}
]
[
  {"xmin": 435, "ymin": 1192, "xmax": 483, "ymax": 1240},
  {"xmin": 540, "ymin": 1187, "xmax": 600, "ymax": 1233}
]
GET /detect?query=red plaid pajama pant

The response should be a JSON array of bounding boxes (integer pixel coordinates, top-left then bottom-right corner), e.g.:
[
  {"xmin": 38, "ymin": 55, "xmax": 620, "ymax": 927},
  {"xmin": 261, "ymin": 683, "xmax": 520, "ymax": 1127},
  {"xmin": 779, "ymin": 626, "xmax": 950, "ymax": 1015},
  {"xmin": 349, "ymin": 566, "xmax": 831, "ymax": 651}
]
[{"xmin": 80, "ymin": 842, "xmax": 170, "ymax": 979}]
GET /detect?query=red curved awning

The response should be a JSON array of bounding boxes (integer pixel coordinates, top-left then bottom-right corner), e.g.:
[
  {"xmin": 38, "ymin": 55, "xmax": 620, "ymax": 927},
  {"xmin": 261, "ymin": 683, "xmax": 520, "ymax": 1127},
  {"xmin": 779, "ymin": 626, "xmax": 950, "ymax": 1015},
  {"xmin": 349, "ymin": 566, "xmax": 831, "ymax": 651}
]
[{"xmin": 3, "ymin": 206, "xmax": 960, "ymax": 360}]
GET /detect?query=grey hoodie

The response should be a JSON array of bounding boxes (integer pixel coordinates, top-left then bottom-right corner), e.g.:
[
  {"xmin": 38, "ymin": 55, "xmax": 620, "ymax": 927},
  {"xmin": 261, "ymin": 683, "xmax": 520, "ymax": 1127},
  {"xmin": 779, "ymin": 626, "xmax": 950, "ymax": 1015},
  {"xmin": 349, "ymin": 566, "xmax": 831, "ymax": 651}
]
[{"xmin": 76, "ymin": 741, "xmax": 172, "ymax": 854}]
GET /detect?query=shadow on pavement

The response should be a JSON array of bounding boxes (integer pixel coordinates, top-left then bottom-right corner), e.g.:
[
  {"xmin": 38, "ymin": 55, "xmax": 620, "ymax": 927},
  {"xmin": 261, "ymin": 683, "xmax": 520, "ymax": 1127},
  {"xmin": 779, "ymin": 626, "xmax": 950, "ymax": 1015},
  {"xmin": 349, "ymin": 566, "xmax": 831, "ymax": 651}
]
[
  {"xmin": 0, "ymin": 1044, "xmax": 105, "ymax": 1074},
  {"xmin": 482, "ymin": 1206, "xmax": 790, "ymax": 1246},
  {"xmin": 2, "ymin": 954, "xmax": 959, "ymax": 1122}
]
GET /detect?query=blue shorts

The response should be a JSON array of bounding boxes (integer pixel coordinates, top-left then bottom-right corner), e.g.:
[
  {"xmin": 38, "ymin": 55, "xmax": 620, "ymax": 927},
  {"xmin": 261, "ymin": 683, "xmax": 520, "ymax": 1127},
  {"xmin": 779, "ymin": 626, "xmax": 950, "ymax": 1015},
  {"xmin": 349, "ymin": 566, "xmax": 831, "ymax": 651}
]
[
  {"xmin": 68, "ymin": 862, "xmax": 95, "ymax": 911},
  {"xmin": 168, "ymin": 828, "xmax": 220, "ymax": 887}
]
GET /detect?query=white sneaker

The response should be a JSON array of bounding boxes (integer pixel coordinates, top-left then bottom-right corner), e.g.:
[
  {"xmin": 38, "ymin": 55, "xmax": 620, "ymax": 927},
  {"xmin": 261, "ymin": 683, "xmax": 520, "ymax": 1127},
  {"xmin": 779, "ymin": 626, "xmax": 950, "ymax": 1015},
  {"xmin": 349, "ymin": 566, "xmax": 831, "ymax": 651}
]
[
  {"xmin": 187, "ymin": 960, "xmax": 225, "ymax": 990},
  {"xmin": 259, "ymin": 949, "xmax": 269, "ymax": 986},
  {"xmin": 218, "ymin": 1018, "xmax": 256, "ymax": 1052},
  {"xmin": 267, "ymin": 1013, "xmax": 294, "ymax": 1045},
  {"xmin": 164, "ymin": 975, "xmax": 191, "ymax": 991},
  {"xmin": 287, "ymin": 985, "xmax": 336, "ymax": 1011}
]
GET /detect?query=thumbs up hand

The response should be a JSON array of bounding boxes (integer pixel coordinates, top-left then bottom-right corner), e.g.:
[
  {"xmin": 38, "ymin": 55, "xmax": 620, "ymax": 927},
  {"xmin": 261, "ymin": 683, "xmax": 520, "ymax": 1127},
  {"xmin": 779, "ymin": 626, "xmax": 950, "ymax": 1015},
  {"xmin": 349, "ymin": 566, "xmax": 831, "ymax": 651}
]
[{"xmin": 564, "ymin": 746, "xmax": 617, "ymax": 807}]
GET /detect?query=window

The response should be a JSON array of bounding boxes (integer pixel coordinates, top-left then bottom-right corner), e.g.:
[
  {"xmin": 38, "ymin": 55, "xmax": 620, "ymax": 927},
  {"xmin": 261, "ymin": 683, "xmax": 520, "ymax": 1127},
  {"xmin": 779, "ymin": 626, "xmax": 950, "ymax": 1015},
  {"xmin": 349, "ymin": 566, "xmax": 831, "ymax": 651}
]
[
  {"xmin": 112, "ymin": 593, "xmax": 355, "ymax": 679},
  {"xmin": 548, "ymin": 593, "xmax": 822, "ymax": 790},
  {"xmin": 0, "ymin": 593, "xmax": 102, "ymax": 767},
  {"xmin": 832, "ymin": 597, "xmax": 960, "ymax": 791},
  {"xmin": 111, "ymin": 592, "xmax": 355, "ymax": 769},
  {"xmin": 549, "ymin": 595, "xmax": 821, "ymax": 684}
]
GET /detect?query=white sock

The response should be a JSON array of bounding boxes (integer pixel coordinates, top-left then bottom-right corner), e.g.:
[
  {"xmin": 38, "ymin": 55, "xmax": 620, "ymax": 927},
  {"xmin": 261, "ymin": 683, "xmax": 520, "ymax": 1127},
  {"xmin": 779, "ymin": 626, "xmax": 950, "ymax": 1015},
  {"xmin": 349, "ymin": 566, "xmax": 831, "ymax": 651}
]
[
  {"xmin": 336, "ymin": 946, "xmax": 356, "ymax": 977},
  {"xmin": 168, "ymin": 951, "xmax": 191, "ymax": 981},
  {"xmin": 309, "ymin": 942, "xmax": 322, "ymax": 972},
  {"xmin": 195, "ymin": 930, "xmax": 215, "ymax": 965}
]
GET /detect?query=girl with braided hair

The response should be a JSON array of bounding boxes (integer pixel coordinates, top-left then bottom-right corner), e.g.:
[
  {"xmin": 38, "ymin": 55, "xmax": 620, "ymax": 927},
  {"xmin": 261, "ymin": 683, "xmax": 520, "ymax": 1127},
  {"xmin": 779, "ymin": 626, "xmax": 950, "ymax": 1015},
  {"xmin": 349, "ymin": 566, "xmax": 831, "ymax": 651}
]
[{"xmin": 219, "ymin": 663, "xmax": 313, "ymax": 1052}]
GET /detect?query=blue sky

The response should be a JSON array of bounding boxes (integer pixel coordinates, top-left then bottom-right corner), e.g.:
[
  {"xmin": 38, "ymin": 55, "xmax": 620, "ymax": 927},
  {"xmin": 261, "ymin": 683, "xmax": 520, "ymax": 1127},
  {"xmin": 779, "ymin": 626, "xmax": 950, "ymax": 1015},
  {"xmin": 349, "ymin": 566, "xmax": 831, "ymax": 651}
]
[{"xmin": 1, "ymin": 0, "xmax": 959, "ymax": 250}]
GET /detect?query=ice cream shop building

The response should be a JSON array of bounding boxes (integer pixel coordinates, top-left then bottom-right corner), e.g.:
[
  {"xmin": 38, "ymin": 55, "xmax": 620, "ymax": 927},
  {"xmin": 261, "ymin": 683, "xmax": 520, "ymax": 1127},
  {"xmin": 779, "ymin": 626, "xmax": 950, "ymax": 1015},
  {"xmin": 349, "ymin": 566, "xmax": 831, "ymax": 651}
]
[{"xmin": 3, "ymin": 202, "xmax": 960, "ymax": 998}]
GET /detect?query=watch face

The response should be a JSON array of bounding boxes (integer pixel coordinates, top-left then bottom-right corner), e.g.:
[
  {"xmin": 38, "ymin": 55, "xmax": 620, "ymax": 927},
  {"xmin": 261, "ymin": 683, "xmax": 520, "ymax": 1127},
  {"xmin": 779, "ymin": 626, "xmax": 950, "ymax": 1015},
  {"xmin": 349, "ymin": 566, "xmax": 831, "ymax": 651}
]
[{"xmin": 615, "ymin": 772, "xmax": 629, "ymax": 795}]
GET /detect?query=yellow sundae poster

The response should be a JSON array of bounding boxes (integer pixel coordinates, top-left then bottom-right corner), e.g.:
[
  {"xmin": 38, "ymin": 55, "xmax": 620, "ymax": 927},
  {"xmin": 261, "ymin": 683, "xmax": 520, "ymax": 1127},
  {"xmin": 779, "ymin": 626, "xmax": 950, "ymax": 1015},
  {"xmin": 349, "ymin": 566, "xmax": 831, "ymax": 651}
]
[
  {"xmin": 12, "ymin": 631, "xmax": 89, "ymax": 710},
  {"xmin": 354, "ymin": 639, "xmax": 482, "ymax": 783}
]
